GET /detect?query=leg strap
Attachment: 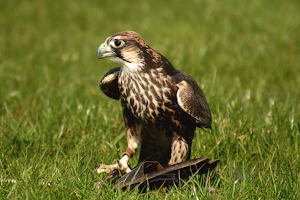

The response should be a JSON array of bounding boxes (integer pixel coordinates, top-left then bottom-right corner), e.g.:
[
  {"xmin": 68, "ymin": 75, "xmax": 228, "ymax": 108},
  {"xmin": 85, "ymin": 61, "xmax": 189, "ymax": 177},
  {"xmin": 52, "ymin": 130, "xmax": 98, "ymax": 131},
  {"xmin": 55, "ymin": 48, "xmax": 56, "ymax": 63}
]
[{"xmin": 122, "ymin": 147, "xmax": 135, "ymax": 158}]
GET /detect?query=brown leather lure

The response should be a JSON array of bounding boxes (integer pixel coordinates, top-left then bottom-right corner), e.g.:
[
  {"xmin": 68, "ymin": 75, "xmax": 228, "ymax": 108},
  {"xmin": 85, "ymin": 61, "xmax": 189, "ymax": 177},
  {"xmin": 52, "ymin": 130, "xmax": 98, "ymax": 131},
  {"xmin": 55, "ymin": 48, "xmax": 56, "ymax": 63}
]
[{"xmin": 114, "ymin": 157, "xmax": 219, "ymax": 192}]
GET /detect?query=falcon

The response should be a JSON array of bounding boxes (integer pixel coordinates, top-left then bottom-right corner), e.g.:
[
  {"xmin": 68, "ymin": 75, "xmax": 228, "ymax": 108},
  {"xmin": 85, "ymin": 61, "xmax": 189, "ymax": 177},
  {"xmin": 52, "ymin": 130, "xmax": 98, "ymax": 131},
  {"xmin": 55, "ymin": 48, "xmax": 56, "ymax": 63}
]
[{"xmin": 94, "ymin": 31, "xmax": 212, "ymax": 175}]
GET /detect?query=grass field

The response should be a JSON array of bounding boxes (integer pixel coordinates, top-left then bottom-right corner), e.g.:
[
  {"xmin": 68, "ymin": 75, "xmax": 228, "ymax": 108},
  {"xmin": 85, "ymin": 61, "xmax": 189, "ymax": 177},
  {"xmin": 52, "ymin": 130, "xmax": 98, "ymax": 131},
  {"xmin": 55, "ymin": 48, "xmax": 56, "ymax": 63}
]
[{"xmin": 1, "ymin": 0, "xmax": 300, "ymax": 199}]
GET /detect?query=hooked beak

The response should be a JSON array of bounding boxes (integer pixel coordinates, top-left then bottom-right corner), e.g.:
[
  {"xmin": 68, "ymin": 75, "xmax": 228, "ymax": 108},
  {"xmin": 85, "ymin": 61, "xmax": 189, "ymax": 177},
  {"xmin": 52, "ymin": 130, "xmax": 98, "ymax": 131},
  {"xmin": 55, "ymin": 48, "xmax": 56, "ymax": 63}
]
[{"xmin": 97, "ymin": 43, "xmax": 115, "ymax": 59}]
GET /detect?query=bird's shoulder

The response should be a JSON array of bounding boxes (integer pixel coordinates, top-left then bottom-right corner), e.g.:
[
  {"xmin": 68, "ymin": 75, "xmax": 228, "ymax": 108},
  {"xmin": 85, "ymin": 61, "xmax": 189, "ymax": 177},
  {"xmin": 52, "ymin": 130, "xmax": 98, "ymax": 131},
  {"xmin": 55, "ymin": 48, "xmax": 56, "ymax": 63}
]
[{"xmin": 169, "ymin": 69, "xmax": 212, "ymax": 129}]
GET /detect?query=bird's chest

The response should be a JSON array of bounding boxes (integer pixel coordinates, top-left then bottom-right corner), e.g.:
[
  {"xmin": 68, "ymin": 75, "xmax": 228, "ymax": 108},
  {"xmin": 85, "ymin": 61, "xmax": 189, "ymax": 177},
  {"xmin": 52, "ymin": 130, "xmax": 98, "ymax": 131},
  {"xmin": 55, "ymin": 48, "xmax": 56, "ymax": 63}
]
[{"xmin": 118, "ymin": 71, "xmax": 177, "ymax": 123}]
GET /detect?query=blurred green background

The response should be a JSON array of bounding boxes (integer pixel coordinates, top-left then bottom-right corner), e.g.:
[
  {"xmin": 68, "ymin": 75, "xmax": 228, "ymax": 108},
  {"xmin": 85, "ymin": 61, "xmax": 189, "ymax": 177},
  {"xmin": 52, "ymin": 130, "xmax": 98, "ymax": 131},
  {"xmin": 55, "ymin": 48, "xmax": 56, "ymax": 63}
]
[{"xmin": 1, "ymin": 0, "xmax": 299, "ymax": 199}]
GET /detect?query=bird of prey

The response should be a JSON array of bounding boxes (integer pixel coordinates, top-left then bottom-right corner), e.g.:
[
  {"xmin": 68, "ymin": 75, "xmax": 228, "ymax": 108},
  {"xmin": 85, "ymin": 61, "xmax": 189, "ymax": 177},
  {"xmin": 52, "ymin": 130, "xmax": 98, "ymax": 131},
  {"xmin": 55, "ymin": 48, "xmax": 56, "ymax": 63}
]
[{"xmin": 94, "ymin": 31, "xmax": 212, "ymax": 175}]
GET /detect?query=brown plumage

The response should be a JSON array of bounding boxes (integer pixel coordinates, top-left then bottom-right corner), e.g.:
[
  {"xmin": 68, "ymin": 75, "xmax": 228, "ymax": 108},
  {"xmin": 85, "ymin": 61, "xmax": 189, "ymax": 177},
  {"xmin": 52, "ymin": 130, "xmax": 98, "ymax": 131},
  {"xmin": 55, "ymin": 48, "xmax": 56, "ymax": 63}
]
[{"xmin": 95, "ymin": 31, "xmax": 211, "ymax": 174}]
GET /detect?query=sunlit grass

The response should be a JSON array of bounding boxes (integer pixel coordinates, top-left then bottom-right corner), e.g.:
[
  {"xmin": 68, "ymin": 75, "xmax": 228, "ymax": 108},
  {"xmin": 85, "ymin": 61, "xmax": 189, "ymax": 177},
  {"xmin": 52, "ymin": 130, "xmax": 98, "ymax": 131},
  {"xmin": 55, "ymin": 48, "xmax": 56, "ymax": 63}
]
[{"xmin": 1, "ymin": 0, "xmax": 300, "ymax": 199}]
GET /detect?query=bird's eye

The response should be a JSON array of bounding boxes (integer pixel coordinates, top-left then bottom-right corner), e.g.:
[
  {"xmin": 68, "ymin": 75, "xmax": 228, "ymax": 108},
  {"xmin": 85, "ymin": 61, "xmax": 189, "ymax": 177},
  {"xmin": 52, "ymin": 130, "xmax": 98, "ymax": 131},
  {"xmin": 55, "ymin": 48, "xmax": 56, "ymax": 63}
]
[
  {"xmin": 114, "ymin": 40, "xmax": 122, "ymax": 47},
  {"xmin": 110, "ymin": 39, "xmax": 125, "ymax": 48}
]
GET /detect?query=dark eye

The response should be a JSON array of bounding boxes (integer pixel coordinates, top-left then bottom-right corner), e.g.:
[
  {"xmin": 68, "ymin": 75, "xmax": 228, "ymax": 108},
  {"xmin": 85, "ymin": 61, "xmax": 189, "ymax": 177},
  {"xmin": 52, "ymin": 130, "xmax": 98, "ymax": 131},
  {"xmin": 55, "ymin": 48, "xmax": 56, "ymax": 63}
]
[
  {"xmin": 114, "ymin": 40, "xmax": 122, "ymax": 47},
  {"xmin": 110, "ymin": 39, "xmax": 124, "ymax": 48}
]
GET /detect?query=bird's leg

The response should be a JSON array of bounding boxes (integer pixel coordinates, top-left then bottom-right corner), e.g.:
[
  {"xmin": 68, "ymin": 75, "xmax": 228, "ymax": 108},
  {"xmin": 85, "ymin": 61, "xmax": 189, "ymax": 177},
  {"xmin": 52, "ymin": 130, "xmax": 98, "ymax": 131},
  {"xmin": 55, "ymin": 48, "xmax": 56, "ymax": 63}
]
[
  {"xmin": 168, "ymin": 136, "xmax": 191, "ymax": 165},
  {"xmin": 94, "ymin": 121, "xmax": 142, "ymax": 175}
]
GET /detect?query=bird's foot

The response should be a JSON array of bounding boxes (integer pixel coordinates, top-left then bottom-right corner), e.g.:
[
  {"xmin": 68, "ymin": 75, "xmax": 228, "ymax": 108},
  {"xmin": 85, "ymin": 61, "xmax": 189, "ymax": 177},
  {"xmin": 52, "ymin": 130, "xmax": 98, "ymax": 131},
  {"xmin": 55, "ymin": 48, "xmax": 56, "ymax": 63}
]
[
  {"xmin": 93, "ymin": 155, "xmax": 132, "ymax": 175},
  {"xmin": 93, "ymin": 156, "xmax": 132, "ymax": 189},
  {"xmin": 93, "ymin": 163, "xmax": 120, "ymax": 174}
]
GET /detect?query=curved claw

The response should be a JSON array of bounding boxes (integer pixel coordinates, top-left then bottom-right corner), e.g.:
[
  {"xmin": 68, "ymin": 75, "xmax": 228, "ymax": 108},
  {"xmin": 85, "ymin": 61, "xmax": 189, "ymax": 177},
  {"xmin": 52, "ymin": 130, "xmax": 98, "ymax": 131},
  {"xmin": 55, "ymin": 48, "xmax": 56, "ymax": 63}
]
[{"xmin": 94, "ymin": 169, "xmax": 120, "ymax": 189}]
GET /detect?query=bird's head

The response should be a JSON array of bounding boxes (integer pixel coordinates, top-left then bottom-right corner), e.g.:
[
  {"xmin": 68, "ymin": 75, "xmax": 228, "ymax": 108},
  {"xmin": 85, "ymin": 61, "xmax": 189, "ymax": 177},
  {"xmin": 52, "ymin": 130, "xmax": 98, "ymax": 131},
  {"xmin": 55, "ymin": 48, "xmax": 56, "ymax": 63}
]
[
  {"xmin": 97, "ymin": 31, "xmax": 168, "ymax": 73},
  {"xmin": 97, "ymin": 31, "xmax": 149, "ymax": 67}
]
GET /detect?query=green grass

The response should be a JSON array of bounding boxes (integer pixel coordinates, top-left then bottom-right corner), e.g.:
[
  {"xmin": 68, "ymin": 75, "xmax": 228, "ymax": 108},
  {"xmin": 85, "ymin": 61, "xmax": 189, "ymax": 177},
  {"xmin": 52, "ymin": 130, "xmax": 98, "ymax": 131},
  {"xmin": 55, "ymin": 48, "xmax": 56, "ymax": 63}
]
[{"xmin": 1, "ymin": 0, "xmax": 300, "ymax": 199}]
